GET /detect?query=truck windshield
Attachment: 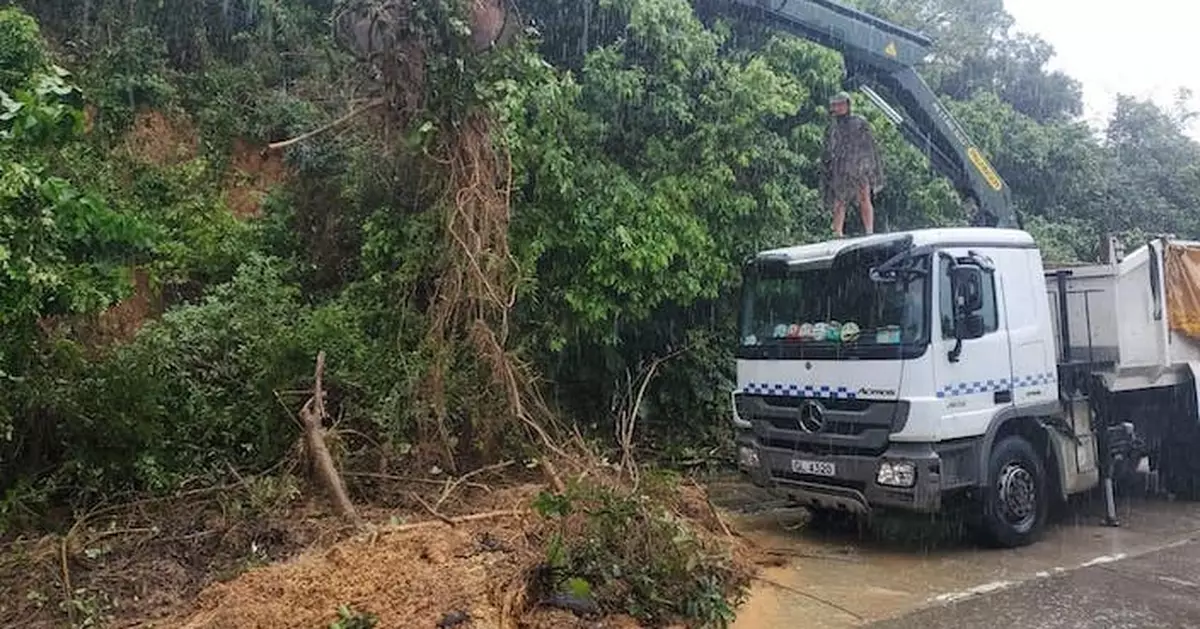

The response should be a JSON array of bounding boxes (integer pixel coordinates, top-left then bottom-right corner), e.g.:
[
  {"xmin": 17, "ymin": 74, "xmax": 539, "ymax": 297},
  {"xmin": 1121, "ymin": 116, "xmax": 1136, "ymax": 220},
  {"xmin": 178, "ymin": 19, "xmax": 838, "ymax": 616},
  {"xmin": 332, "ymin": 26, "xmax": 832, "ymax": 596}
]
[{"xmin": 738, "ymin": 252, "xmax": 930, "ymax": 360}]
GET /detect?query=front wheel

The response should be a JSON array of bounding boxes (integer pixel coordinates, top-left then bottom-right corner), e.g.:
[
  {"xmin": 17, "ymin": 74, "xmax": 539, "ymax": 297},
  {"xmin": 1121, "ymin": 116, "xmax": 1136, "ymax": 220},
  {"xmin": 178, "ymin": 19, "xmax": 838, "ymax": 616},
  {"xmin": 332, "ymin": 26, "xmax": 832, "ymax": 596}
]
[{"xmin": 977, "ymin": 436, "xmax": 1048, "ymax": 548}]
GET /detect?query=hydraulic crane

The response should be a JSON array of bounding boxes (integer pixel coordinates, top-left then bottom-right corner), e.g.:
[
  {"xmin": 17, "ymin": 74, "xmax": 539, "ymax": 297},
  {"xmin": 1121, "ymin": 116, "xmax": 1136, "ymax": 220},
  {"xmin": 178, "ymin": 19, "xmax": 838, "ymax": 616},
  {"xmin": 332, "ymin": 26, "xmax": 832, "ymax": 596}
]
[{"xmin": 717, "ymin": 0, "xmax": 1017, "ymax": 229}]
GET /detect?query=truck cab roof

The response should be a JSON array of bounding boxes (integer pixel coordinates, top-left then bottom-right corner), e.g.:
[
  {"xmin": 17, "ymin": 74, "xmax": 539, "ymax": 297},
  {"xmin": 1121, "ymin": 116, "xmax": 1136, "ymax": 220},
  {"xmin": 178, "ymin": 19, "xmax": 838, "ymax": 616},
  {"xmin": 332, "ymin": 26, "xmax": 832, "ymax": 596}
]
[{"xmin": 754, "ymin": 228, "xmax": 1035, "ymax": 266}]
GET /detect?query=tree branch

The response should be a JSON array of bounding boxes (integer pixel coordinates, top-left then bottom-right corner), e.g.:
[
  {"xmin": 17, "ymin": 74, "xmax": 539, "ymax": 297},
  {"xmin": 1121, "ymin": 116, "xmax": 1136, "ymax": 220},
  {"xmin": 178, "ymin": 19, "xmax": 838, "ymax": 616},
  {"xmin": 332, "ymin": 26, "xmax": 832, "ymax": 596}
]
[
  {"xmin": 267, "ymin": 99, "xmax": 386, "ymax": 151},
  {"xmin": 301, "ymin": 351, "xmax": 361, "ymax": 526},
  {"xmin": 616, "ymin": 345, "xmax": 690, "ymax": 482}
]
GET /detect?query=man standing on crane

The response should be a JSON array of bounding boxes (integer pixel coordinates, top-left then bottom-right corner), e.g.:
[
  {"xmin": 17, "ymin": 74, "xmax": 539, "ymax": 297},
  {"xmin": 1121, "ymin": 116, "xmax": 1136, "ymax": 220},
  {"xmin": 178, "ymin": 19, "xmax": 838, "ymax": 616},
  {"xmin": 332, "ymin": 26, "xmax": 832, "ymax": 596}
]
[{"xmin": 821, "ymin": 91, "xmax": 885, "ymax": 237}]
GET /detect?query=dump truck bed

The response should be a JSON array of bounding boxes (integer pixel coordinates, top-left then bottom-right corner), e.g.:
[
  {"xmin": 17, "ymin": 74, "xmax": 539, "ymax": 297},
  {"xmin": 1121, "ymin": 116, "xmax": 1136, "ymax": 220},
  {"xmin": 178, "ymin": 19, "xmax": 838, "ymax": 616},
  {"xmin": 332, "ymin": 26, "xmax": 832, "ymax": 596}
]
[{"xmin": 1044, "ymin": 238, "xmax": 1200, "ymax": 391}]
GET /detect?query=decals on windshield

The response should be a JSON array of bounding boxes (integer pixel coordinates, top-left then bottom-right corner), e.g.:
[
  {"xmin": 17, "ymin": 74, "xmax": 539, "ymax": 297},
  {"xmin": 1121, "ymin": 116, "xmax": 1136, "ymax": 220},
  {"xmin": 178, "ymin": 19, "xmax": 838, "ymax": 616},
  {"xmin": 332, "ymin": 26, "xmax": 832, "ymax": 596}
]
[{"xmin": 768, "ymin": 321, "xmax": 865, "ymax": 343}]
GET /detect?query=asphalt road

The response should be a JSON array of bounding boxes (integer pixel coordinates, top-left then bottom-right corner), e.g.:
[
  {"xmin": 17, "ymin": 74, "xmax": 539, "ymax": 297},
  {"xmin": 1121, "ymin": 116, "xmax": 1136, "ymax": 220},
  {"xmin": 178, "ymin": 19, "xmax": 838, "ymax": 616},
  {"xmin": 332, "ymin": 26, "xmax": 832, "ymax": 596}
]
[
  {"xmin": 869, "ymin": 537, "xmax": 1200, "ymax": 629},
  {"xmin": 711, "ymin": 473, "xmax": 1200, "ymax": 629}
]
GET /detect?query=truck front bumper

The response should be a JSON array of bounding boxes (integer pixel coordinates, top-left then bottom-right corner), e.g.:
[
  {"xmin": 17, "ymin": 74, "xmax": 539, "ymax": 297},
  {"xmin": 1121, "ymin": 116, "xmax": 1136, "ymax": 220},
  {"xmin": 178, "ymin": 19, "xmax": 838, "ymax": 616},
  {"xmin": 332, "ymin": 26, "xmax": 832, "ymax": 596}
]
[{"xmin": 737, "ymin": 438, "xmax": 946, "ymax": 514}]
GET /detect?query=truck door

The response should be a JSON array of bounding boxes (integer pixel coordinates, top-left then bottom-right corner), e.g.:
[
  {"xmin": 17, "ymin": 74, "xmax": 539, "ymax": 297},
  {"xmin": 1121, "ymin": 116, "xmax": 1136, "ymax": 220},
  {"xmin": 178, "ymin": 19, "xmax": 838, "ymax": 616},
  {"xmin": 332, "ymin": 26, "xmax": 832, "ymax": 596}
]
[{"xmin": 934, "ymin": 250, "xmax": 1015, "ymax": 440}]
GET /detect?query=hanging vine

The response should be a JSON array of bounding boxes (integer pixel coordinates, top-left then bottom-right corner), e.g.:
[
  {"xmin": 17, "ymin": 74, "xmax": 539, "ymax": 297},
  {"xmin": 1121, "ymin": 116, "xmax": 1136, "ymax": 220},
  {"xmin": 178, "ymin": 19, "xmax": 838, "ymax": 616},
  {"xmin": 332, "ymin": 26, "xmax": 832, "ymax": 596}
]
[{"xmin": 325, "ymin": 0, "xmax": 562, "ymax": 468}]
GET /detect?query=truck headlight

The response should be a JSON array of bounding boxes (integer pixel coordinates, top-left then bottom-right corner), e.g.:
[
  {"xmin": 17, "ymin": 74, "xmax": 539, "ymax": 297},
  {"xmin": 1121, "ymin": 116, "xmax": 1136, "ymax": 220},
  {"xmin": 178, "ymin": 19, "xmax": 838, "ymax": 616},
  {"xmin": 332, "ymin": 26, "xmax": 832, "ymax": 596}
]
[
  {"xmin": 877, "ymin": 461, "xmax": 916, "ymax": 488},
  {"xmin": 738, "ymin": 446, "xmax": 761, "ymax": 469}
]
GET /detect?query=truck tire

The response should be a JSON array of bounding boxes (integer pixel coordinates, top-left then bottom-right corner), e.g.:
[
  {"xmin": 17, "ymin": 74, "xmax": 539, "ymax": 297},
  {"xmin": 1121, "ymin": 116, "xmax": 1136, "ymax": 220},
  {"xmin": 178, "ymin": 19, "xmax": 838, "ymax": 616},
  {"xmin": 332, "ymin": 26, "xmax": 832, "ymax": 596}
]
[
  {"xmin": 1162, "ymin": 429, "xmax": 1200, "ymax": 499},
  {"xmin": 978, "ymin": 435, "xmax": 1048, "ymax": 548}
]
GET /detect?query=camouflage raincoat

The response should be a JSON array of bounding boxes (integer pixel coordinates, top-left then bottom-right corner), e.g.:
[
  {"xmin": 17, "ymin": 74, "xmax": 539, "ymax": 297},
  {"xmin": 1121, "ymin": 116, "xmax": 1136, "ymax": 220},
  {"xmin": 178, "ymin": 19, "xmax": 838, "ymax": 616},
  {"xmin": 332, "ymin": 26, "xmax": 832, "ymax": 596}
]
[{"xmin": 820, "ymin": 113, "xmax": 885, "ymax": 207}]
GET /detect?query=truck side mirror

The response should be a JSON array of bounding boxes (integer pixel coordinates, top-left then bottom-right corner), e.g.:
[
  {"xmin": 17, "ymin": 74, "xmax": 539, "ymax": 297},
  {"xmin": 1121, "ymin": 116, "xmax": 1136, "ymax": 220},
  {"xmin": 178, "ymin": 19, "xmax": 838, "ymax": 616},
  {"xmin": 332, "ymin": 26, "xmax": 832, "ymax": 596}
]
[
  {"xmin": 956, "ymin": 312, "xmax": 986, "ymax": 340},
  {"xmin": 951, "ymin": 266, "xmax": 985, "ymax": 314},
  {"xmin": 947, "ymin": 264, "xmax": 987, "ymax": 362}
]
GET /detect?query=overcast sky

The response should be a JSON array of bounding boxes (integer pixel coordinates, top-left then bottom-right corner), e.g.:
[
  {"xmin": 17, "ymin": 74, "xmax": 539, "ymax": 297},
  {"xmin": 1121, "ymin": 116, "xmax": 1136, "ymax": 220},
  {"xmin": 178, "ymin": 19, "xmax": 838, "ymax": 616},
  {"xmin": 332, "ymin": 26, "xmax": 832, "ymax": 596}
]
[{"xmin": 1003, "ymin": 0, "xmax": 1199, "ymax": 136}]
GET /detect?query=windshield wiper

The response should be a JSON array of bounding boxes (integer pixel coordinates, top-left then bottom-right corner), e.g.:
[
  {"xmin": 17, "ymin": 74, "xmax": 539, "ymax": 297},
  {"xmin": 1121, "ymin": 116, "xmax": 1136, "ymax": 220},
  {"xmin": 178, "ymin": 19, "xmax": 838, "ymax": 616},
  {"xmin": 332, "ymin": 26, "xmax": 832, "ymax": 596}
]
[{"xmin": 869, "ymin": 244, "xmax": 934, "ymax": 283}]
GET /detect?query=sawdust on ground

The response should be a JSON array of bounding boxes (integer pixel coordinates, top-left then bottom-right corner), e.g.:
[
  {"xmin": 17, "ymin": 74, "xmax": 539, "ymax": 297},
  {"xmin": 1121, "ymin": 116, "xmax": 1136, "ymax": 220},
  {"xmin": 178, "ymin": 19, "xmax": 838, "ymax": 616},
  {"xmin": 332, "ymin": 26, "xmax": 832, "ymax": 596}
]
[
  {"xmin": 165, "ymin": 481, "xmax": 758, "ymax": 629},
  {"xmin": 177, "ymin": 520, "xmax": 534, "ymax": 629},
  {"xmin": 0, "ymin": 466, "xmax": 761, "ymax": 628},
  {"xmin": 169, "ymin": 484, "xmax": 596, "ymax": 629}
]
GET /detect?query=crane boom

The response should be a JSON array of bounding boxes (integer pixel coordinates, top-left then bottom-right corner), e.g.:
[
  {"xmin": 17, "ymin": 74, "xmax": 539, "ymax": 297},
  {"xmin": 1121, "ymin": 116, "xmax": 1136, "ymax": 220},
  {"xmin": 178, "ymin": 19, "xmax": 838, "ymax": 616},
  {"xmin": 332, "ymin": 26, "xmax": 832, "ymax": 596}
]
[{"xmin": 721, "ymin": 0, "xmax": 1017, "ymax": 229}]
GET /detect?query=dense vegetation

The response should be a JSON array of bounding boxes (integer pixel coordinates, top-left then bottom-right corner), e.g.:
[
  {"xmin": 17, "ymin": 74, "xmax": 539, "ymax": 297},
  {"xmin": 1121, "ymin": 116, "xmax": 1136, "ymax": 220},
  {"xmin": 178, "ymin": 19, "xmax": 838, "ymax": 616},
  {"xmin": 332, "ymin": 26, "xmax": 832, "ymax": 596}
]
[{"xmin": 2, "ymin": 0, "xmax": 1198, "ymax": 536}]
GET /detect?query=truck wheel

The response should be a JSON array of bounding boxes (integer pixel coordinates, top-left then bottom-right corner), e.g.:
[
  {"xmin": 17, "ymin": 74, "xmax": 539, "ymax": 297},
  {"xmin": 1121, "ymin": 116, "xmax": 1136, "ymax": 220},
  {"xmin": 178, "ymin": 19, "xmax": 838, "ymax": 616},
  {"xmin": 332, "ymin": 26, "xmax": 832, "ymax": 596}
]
[
  {"xmin": 1162, "ymin": 433, "xmax": 1200, "ymax": 499},
  {"xmin": 978, "ymin": 436, "xmax": 1047, "ymax": 548}
]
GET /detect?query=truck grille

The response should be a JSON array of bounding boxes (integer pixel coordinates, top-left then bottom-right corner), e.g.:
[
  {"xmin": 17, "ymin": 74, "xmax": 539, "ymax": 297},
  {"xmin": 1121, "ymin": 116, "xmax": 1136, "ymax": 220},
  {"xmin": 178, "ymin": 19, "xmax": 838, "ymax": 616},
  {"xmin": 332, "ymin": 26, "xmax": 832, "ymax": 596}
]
[
  {"xmin": 752, "ymin": 396, "xmax": 873, "ymax": 412},
  {"xmin": 736, "ymin": 393, "xmax": 907, "ymax": 456}
]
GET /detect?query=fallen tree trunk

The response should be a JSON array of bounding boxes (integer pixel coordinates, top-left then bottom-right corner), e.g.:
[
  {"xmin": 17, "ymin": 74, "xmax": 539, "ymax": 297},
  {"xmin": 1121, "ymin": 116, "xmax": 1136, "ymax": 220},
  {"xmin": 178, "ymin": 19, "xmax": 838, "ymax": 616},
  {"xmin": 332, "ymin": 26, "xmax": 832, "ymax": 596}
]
[{"xmin": 301, "ymin": 351, "xmax": 361, "ymax": 527}]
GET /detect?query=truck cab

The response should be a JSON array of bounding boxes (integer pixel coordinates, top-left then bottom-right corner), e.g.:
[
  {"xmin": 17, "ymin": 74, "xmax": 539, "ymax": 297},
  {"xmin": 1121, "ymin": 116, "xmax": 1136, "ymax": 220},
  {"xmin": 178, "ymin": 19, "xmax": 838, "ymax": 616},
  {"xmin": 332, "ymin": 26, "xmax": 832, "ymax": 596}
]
[{"xmin": 733, "ymin": 228, "xmax": 1072, "ymax": 545}]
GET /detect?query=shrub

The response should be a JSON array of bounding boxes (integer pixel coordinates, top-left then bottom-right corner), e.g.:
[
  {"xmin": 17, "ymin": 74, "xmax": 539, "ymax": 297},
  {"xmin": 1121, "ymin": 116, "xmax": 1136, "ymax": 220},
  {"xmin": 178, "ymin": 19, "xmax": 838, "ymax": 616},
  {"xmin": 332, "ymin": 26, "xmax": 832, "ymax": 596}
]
[
  {"xmin": 2, "ymin": 255, "xmax": 421, "ymax": 512},
  {"xmin": 530, "ymin": 472, "xmax": 748, "ymax": 628}
]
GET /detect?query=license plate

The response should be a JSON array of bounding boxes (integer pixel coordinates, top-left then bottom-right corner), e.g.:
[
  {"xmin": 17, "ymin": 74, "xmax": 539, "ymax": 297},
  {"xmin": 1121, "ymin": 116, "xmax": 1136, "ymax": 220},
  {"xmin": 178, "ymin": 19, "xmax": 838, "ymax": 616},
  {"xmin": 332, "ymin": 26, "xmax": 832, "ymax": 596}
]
[{"xmin": 791, "ymin": 459, "xmax": 836, "ymax": 477}]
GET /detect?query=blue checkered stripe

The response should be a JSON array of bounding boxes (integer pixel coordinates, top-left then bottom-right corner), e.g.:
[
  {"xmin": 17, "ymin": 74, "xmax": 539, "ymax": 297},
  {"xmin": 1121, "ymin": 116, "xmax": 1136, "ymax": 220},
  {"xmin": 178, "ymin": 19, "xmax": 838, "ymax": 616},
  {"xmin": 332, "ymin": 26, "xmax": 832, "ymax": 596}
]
[
  {"xmin": 740, "ymin": 382, "xmax": 858, "ymax": 399},
  {"xmin": 936, "ymin": 372, "xmax": 1056, "ymax": 399}
]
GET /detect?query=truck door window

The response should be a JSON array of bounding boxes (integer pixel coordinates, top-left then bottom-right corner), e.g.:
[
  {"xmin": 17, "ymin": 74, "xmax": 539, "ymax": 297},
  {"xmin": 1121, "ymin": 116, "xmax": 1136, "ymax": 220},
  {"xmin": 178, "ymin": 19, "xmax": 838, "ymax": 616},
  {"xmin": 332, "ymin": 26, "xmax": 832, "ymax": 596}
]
[{"xmin": 939, "ymin": 257, "xmax": 998, "ymax": 339}]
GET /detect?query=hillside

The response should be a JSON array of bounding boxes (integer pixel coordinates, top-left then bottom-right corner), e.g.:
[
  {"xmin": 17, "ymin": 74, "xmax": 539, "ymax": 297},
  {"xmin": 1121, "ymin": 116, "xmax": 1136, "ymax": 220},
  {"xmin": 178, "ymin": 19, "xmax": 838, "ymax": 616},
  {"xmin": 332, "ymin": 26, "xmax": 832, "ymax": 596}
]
[{"xmin": 3, "ymin": 0, "xmax": 1200, "ymax": 627}]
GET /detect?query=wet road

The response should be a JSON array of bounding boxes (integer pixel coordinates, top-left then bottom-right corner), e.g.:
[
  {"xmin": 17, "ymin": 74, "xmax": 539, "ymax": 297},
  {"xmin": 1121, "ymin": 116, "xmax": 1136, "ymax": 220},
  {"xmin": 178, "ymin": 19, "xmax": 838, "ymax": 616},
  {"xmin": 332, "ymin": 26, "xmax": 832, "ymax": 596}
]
[
  {"xmin": 709, "ymin": 477, "xmax": 1200, "ymax": 628},
  {"xmin": 870, "ymin": 537, "xmax": 1200, "ymax": 628}
]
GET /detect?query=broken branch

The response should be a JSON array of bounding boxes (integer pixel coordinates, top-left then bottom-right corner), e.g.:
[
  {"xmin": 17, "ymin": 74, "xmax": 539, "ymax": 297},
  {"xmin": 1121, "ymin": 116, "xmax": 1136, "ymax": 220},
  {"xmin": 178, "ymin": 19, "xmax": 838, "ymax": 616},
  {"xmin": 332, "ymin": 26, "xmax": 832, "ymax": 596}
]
[
  {"xmin": 301, "ymin": 351, "xmax": 361, "ymax": 527},
  {"xmin": 267, "ymin": 99, "xmax": 386, "ymax": 151},
  {"xmin": 344, "ymin": 471, "xmax": 491, "ymax": 492},
  {"xmin": 693, "ymin": 480, "xmax": 735, "ymax": 538},
  {"xmin": 411, "ymin": 492, "xmax": 456, "ymax": 526},
  {"xmin": 616, "ymin": 346, "xmax": 690, "ymax": 482},
  {"xmin": 435, "ymin": 460, "xmax": 514, "ymax": 509},
  {"xmin": 382, "ymin": 509, "xmax": 527, "ymax": 534}
]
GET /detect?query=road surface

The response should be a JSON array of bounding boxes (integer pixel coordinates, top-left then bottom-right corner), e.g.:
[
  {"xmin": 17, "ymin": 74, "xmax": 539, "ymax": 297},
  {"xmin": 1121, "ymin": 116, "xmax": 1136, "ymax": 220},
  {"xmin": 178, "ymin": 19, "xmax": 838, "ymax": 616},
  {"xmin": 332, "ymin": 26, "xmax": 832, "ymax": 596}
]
[
  {"xmin": 708, "ymin": 476, "xmax": 1200, "ymax": 628},
  {"xmin": 868, "ymin": 537, "xmax": 1200, "ymax": 628}
]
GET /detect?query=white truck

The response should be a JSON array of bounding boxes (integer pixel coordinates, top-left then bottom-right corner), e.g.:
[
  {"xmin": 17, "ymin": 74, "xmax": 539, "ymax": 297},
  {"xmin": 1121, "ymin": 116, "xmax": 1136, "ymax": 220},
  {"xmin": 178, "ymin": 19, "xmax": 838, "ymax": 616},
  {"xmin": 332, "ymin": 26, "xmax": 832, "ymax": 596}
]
[{"xmin": 733, "ymin": 228, "xmax": 1200, "ymax": 547}]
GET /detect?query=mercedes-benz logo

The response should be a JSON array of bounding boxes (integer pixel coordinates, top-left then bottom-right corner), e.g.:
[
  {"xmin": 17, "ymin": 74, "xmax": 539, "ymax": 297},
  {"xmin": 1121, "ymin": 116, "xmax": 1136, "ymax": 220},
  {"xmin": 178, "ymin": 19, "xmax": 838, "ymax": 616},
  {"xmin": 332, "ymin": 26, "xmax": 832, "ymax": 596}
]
[{"xmin": 797, "ymin": 400, "xmax": 825, "ymax": 433}]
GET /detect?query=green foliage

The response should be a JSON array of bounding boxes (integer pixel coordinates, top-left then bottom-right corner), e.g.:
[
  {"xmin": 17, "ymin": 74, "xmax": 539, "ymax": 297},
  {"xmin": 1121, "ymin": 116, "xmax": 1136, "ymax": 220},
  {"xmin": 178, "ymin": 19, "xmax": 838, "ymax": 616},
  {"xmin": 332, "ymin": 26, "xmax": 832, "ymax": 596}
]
[
  {"xmin": 532, "ymin": 475, "xmax": 745, "ymax": 627},
  {"xmin": 1101, "ymin": 95, "xmax": 1200, "ymax": 236},
  {"xmin": 119, "ymin": 261, "xmax": 356, "ymax": 480},
  {"xmin": 2, "ymin": 69, "xmax": 83, "ymax": 144},
  {"xmin": 330, "ymin": 605, "xmax": 378, "ymax": 629},
  {"xmin": 0, "ymin": 12, "xmax": 152, "ymax": 372},
  {"xmin": 1023, "ymin": 215, "xmax": 1097, "ymax": 265},
  {"xmin": 0, "ymin": 9, "xmax": 154, "ymax": 521},
  {"xmin": 0, "ymin": 7, "xmax": 45, "ymax": 93},
  {"xmin": 509, "ymin": 1, "xmax": 815, "ymax": 344},
  {"xmin": 82, "ymin": 25, "xmax": 179, "ymax": 136},
  {"xmin": 129, "ymin": 156, "xmax": 257, "ymax": 287},
  {"xmin": 0, "ymin": 256, "xmax": 421, "ymax": 512}
]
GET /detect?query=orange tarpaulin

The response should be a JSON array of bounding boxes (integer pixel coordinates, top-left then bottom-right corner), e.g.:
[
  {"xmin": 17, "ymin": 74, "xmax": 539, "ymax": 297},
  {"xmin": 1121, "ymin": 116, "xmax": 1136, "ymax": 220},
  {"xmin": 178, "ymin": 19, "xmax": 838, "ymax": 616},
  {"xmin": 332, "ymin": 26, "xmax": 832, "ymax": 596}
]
[{"xmin": 1165, "ymin": 244, "xmax": 1200, "ymax": 340}]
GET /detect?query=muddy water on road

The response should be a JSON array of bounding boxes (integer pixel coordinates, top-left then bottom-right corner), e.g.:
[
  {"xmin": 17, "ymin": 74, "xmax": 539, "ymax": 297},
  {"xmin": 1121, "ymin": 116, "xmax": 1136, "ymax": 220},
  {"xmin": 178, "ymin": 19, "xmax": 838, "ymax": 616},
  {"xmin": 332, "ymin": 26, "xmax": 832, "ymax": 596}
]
[{"xmin": 727, "ymin": 491, "xmax": 1200, "ymax": 628}]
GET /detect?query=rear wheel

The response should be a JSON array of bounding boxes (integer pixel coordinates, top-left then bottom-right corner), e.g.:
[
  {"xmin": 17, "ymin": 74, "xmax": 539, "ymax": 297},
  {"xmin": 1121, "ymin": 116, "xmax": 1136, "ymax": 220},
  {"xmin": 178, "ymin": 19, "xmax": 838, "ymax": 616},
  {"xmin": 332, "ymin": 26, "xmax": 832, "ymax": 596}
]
[
  {"xmin": 1162, "ymin": 430, "xmax": 1200, "ymax": 499},
  {"xmin": 978, "ymin": 435, "xmax": 1048, "ymax": 548}
]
